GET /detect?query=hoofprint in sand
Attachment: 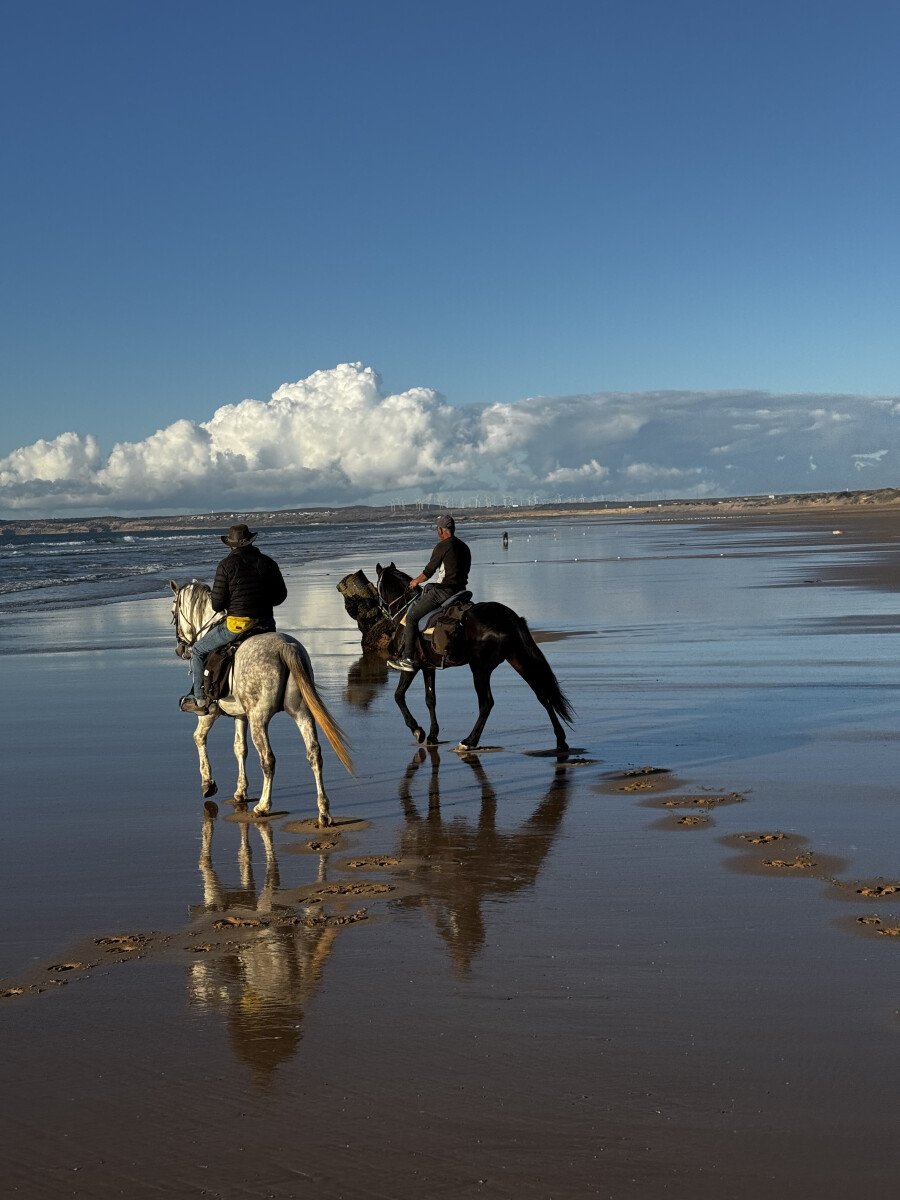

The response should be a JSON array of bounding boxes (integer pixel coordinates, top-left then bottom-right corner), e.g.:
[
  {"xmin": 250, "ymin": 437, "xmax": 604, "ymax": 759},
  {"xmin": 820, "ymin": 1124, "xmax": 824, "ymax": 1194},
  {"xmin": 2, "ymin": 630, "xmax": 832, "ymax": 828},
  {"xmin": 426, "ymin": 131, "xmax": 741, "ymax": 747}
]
[{"xmin": 7, "ymin": 756, "xmax": 898, "ymax": 1012}]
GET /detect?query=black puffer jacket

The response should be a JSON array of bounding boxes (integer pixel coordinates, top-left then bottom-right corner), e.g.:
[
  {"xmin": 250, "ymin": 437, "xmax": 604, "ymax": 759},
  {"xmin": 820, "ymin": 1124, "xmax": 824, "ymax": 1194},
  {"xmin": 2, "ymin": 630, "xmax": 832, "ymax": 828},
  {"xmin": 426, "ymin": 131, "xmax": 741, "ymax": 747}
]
[{"xmin": 210, "ymin": 546, "xmax": 287, "ymax": 626}]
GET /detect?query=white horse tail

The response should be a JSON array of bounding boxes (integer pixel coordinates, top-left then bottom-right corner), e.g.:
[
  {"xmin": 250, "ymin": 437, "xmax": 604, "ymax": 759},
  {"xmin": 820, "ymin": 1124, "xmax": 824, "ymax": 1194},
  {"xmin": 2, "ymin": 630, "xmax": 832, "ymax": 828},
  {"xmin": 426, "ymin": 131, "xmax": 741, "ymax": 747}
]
[{"xmin": 279, "ymin": 642, "xmax": 354, "ymax": 776}]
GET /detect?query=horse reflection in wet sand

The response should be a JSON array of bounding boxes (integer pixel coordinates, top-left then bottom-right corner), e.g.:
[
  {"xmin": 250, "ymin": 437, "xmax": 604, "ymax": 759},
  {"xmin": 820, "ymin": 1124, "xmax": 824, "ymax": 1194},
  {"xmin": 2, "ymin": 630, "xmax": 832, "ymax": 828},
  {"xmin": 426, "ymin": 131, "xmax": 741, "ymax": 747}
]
[
  {"xmin": 188, "ymin": 812, "xmax": 339, "ymax": 1082},
  {"xmin": 396, "ymin": 748, "xmax": 572, "ymax": 974},
  {"xmin": 342, "ymin": 652, "xmax": 390, "ymax": 711},
  {"xmin": 170, "ymin": 580, "xmax": 352, "ymax": 825}
]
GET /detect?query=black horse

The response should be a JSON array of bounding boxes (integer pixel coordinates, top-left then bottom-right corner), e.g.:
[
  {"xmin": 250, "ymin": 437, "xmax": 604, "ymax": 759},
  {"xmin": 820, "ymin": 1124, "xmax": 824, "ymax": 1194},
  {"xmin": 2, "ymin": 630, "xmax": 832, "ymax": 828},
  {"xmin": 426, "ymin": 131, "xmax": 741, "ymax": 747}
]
[{"xmin": 373, "ymin": 562, "xmax": 574, "ymax": 751}]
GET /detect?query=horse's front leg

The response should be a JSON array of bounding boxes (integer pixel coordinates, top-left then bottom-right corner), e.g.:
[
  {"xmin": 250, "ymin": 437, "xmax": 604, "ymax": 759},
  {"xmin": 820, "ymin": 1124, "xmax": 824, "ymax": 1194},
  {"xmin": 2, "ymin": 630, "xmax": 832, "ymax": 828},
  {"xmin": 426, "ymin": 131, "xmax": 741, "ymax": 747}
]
[
  {"xmin": 248, "ymin": 716, "xmax": 276, "ymax": 816},
  {"xmin": 422, "ymin": 668, "xmax": 440, "ymax": 745},
  {"xmin": 232, "ymin": 715, "xmax": 249, "ymax": 802},
  {"xmin": 458, "ymin": 665, "xmax": 496, "ymax": 751},
  {"xmin": 394, "ymin": 671, "xmax": 427, "ymax": 744},
  {"xmin": 193, "ymin": 711, "xmax": 220, "ymax": 798}
]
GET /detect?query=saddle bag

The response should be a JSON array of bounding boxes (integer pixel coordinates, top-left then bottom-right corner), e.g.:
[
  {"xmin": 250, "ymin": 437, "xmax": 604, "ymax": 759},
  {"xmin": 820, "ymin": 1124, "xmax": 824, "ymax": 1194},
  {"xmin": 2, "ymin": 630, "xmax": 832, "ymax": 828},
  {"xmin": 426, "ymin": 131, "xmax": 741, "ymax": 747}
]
[
  {"xmin": 202, "ymin": 628, "xmax": 259, "ymax": 702},
  {"xmin": 427, "ymin": 600, "xmax": 473, "ymax": 668},
  {"xmin": 202, "ymin": 643, "xmax": 239, "ymax": 703}
]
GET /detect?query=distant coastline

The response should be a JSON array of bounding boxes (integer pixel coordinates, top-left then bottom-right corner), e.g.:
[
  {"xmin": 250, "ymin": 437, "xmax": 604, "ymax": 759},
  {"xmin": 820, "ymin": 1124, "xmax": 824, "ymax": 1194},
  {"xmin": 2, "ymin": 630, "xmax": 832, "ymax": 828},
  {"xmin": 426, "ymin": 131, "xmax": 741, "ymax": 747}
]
[{"xmin": 1, "ymin": 487, "xmax": 898, "ymax": 538}]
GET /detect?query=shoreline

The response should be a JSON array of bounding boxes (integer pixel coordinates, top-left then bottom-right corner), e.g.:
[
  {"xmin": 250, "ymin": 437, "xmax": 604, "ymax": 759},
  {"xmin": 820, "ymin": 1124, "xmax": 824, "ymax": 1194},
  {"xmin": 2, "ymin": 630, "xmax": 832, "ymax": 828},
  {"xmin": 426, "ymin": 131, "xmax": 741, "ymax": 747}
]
[{"xmin": 2, "ymin": 486, "xmax": 899, "ymax": 537}]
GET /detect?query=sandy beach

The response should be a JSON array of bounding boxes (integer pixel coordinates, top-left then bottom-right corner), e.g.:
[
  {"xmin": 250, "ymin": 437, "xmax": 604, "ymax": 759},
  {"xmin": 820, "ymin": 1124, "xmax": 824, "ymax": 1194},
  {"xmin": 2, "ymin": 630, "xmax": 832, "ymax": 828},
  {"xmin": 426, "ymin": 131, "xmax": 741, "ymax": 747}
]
[{"xmin": 1, "ymin": 509, "xmax": 899, "ymax": 1198}]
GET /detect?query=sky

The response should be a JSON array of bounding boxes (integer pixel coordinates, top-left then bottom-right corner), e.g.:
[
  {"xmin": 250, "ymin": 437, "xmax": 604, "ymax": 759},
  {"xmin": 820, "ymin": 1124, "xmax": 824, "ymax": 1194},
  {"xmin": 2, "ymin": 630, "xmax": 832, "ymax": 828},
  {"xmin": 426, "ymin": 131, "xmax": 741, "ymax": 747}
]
[{"xmin": 1, "ymin": 0, "xmax": 899, "ymax": 515}]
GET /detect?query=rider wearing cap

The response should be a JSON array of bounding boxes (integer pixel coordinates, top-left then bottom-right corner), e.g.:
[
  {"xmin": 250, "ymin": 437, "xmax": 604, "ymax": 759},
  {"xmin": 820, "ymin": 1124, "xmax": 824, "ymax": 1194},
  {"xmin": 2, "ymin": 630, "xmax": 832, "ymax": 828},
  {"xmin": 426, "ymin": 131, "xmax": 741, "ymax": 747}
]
[
  {"xmin": 180, "ymin": 523, "xmax": 288, "ymax": 714},
  {"xmin": 388, "ymin": 514, "xmax": 471, "ymax": 672}
]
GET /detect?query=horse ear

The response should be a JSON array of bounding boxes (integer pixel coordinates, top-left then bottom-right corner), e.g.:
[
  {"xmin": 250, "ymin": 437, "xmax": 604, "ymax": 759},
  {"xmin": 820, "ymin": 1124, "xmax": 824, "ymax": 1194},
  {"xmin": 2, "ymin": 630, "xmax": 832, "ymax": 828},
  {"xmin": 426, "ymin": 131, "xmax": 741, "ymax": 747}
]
[
  {"xmin": 169, "ymin": 580, "xmax": 179, "ymax": 593},
  {"xmin": 376, "ymin": 563, "xmax": 382, "ymax": 575}
]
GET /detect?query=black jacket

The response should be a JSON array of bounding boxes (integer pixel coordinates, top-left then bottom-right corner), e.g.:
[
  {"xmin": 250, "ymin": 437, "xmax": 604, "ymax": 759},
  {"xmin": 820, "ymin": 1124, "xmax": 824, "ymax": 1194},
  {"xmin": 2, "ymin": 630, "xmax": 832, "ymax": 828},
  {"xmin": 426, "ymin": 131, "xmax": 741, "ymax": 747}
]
[
  {"xmin": 421, "ymin": 534, "xmax": 471, "ymax": 591},
  {"xmin": 210, "ymin": 545, "xmax": 287, "ymax": 625}
]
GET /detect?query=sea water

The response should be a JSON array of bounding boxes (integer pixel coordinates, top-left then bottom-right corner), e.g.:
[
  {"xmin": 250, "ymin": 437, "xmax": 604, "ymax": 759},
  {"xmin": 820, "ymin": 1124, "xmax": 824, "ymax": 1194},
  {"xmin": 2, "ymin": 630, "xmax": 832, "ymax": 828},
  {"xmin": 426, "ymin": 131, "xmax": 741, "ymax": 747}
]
[{"xmin": 0, "ymin": 519, "xmax": 435, "ymax": 615}]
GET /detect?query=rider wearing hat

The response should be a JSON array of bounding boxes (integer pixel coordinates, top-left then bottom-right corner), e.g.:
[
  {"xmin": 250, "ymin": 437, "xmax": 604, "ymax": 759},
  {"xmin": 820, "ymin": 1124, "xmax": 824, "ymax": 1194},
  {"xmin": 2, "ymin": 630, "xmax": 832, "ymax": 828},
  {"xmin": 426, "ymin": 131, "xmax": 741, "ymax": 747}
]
[
  {"xmin": 387, "ymin": 513, "xmax": 471, "ymax": 672},
  {"xmin": 180, "ymin": 524, "xmax": 288, "ymax": 714}
]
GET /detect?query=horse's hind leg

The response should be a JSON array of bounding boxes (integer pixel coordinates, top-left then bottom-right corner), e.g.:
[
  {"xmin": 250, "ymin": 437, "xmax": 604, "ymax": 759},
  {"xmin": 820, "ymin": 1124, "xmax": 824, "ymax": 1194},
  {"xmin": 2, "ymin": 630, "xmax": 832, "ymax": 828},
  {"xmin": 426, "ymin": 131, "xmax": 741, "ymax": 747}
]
[
  {"xmin": 193, "ymin": 712, "xmax": 220, "ymax": 798},
  {"xmin": 232, "ymin": 716, "xmax": 249, "ymax": 802},
  {"xmin": 458, "ymin": 666, "xmax": 496, "ymax": 750},
  {"xmin": 287, "ymin": 704, "xmax": 333, "ymax": 828}
]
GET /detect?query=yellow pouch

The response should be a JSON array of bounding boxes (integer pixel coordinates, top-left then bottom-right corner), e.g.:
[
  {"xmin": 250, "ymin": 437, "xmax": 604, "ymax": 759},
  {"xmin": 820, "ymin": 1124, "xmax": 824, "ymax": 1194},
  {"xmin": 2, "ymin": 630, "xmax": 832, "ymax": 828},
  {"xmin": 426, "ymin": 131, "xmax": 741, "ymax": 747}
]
[{"xmin": 226, "ymin": 615, "xmax": 257, "ymax": 634}]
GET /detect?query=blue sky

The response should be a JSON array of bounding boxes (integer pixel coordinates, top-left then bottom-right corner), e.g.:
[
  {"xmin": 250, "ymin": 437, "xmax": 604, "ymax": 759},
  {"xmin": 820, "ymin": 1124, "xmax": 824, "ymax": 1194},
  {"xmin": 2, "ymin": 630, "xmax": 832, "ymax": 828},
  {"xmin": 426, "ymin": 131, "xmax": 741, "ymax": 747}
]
[{"xmin": 1, "ymin": 1, "xmax": 899, "ymax": 513}]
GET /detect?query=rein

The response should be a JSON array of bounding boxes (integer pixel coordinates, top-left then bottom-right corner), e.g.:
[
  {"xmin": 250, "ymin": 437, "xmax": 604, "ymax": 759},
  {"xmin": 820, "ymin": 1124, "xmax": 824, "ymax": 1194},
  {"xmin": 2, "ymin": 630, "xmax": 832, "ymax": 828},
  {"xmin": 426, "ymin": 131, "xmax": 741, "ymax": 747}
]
[
  {"xmin": 173, "ymin": 582, "xmax": 224, "ymax": 652},
  {"xmin": 376, "ymin": 570, "xmax": 417, "ymax": 622}
]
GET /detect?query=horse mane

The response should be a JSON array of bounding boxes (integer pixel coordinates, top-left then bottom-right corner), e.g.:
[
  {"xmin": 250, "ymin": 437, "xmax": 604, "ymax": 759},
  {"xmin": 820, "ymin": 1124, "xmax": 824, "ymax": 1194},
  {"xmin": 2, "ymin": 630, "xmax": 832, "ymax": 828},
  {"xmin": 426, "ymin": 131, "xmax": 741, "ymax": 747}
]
[
  {"xmin": 378, "ymin": 562, "xmax": 413, "ymax": 591},
  {"xmin": 177, "ymin": 579, "xmax": 214, "ymax": 633}
]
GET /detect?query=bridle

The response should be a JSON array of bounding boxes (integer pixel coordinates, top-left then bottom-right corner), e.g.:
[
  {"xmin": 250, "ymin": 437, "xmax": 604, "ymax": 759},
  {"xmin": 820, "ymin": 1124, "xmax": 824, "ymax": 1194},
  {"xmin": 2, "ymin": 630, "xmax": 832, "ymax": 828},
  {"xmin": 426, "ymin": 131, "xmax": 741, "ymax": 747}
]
[
  {"xmin": 171, "ymin": 581, "xmax": 224, "ymax": 659},
  {"xmin": 376, "ymin": 568, "xmax": 417, "ymax": 622}
]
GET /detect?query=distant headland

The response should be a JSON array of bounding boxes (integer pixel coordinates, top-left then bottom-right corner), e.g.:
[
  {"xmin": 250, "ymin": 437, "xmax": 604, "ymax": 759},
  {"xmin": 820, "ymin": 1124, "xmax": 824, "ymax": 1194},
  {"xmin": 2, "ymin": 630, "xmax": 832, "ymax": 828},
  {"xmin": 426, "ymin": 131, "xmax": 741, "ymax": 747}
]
[{"xmin": 1, "ymin": 488, "xmax": 898, "ymax": 538}]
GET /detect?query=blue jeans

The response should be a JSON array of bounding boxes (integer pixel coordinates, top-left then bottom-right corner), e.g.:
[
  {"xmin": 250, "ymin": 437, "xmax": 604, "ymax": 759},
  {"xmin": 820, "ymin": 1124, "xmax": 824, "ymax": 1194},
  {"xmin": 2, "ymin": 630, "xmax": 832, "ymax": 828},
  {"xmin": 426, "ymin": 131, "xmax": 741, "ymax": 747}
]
[
  {"xmin": 403, "ymin": 585, "xmax": 454, "ymax": 658},
  {"xmin": 190, "ymin": 623, "xmax": 239, "ymax": 701}
]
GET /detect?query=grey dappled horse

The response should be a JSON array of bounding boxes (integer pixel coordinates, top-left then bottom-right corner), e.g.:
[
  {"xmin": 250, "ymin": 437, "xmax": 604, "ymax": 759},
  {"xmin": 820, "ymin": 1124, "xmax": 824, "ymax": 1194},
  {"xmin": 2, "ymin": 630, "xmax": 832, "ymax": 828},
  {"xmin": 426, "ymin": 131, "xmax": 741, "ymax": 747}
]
[{"xmin": 170, "ymin": 581, "xmax": 352, "ymax": 825}]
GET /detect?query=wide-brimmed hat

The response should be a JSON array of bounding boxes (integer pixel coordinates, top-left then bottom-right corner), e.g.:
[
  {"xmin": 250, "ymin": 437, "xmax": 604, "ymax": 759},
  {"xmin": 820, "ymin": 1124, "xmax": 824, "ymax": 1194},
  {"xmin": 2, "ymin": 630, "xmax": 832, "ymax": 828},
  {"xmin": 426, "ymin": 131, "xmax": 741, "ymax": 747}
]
[{"xmin": 221, "ymin": 523, "xmax": 258, "ymax": 547}]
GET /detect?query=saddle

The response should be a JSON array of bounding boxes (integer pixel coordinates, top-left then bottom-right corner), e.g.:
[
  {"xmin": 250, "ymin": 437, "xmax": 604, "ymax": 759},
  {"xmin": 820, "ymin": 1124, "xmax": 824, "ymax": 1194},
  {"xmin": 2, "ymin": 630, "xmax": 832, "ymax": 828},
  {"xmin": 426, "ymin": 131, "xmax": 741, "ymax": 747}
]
[
  {"xmin": 202, "ymin": 628, "xmax": 262, "ymax": 703},
  {"xmin": 399, "ymin": 590, "xmax": 474, "ymax": 669}
]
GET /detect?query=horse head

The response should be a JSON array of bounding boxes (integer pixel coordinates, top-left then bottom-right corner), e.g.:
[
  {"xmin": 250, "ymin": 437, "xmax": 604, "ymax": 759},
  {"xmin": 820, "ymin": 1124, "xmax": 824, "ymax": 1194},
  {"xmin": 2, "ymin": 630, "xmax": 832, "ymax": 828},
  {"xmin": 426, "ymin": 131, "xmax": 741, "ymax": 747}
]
[
  {"xmin": 374, "ymin": 562, "xmax": 415, "ymax": 620},
  {"xmin": 170, "ymin": 579, "xmax": 215, "ymax": 659}
]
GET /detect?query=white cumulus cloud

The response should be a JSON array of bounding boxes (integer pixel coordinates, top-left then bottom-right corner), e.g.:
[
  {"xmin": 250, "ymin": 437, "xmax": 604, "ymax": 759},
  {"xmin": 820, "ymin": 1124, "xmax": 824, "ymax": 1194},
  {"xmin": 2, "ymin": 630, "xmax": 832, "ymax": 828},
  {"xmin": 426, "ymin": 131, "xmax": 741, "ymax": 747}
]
[{"xmin": 0, "ymin": 366, "xmax": 897, "ymax": 516}]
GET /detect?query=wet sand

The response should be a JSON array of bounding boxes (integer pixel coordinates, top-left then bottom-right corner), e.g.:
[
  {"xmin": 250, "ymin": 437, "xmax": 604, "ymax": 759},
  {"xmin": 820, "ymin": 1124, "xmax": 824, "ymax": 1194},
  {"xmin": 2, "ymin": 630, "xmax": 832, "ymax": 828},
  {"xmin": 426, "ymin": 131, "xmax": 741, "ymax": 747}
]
[{"xmin": 1, "ymin": 509, "xmax": 900, "ymax": 1197}]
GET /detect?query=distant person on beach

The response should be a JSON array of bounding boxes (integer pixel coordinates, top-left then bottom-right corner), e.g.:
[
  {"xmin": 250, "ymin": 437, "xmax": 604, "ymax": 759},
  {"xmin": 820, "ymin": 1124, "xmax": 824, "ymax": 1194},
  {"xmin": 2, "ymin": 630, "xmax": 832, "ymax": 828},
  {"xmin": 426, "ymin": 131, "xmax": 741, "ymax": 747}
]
[
  {"xmin": 387, "ymin": 514, "xmax": 471, "ymax": 672},
  {"xmin": 180, "ymin": 524, "xmax": 287, "ymax": 714}
]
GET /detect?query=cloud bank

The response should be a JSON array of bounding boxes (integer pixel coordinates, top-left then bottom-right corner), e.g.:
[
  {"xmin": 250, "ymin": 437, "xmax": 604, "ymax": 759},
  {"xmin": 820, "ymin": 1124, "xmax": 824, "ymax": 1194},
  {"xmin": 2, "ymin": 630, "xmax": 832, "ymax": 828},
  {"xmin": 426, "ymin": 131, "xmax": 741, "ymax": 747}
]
[{"xmin": 1, "ymin": 363, "xmax": 896, "ymax": 515}]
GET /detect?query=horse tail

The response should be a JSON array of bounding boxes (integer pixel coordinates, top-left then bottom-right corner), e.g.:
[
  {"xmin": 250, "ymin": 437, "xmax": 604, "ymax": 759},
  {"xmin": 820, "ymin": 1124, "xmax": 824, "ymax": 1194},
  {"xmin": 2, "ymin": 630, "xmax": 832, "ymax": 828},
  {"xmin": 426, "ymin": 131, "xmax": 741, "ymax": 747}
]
[
  {"xmin": 279, "ymin": 643, "xmax": 355, "ymax": 776},
  {"xmin": 511, "ymin": 616, "xmax": 575, "ymax": 726}
]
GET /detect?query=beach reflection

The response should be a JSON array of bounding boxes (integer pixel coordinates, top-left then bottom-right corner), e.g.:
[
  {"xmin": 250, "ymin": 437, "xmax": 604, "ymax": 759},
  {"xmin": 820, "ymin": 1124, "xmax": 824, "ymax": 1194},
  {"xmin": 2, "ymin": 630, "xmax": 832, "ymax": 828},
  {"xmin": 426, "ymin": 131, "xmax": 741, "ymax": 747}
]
[
  {"xmin": 187, "ymin": 813, "xmax": 338, "ymax": 1084},
  {"xmin": 395, "ymin": 748, "xmax": 571, "ymax": 974},
  {"xmin": 342, "ymin": 651, "xmax": 390, "ymax": 710}
]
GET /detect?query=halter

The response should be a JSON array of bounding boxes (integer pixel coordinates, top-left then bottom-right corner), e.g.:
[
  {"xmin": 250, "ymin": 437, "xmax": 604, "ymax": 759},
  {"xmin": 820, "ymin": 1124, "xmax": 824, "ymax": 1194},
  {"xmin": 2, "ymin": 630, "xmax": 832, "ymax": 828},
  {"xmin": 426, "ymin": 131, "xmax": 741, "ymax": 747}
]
[
  {"xmin": 376, "ymin": 568, "xmax": 417, "ymax": 622},
  {"xmin": 171, "ymin": 581, "xmax": 225, "ymax": 657}
]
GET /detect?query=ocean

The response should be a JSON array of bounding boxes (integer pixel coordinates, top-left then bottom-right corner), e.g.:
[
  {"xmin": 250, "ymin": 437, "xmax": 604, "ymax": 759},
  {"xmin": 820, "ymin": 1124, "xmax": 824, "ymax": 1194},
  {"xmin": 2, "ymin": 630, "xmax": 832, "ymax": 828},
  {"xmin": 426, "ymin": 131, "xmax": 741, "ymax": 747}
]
[{"xmin": 0, "ymin": 518, "xmax": 436, "ymax": 614}]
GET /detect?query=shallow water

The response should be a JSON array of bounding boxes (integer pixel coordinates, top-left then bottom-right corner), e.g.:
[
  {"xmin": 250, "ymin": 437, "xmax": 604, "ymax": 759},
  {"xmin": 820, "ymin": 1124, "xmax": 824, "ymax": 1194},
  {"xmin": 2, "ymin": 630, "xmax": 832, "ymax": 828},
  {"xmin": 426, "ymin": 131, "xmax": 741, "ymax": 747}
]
[{"xmin": 1, "ymin": 515, "xmax": 899, "ymax": 1197}]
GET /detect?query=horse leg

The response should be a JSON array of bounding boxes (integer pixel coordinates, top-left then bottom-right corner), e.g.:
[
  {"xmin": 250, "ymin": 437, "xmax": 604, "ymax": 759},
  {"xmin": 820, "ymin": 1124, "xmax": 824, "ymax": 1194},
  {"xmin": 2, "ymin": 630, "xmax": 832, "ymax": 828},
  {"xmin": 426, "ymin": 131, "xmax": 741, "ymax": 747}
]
[
  {"xmin": 193, "ymin": 711, "xmax": 220, "ymax": 798},
  {"xmin": 458, "ymin": 665, "xmax": 496, "ymax": 750},
  {"xmin": 394, "ymin": 671, "xmax": 427, "ymax": 744},
  {"xmin": 286, "ymin": 703, "xmax": 333, "ymax": 828},
  {"xmin": 507, "ymin": 656, "xmax": 570, "ymax": 751},
  {"xmin": 247, "ymin": 715, "xmax": 276, "ymax": 816},
  {"xmin": 422, "ymin": 667, "xmax": 440, "ymax": 745},
  {"xmin": 233, "ymin": 715, "xmax": 250, "ymax": 802}
]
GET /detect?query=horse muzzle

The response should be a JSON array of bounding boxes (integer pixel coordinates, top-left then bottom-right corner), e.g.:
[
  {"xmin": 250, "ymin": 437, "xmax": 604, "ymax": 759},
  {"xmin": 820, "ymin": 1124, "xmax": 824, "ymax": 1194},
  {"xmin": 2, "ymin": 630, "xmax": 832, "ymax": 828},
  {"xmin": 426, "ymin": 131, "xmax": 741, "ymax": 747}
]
[{"xmin": 175, "ymin": 641, "xmax": 191, "ymax": 661}]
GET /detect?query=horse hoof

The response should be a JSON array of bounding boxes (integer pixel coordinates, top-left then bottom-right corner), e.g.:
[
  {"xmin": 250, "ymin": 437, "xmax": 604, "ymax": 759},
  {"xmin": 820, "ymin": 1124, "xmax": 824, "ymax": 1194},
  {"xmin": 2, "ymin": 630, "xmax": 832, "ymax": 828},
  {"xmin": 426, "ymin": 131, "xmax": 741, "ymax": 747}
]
[
  {"xmin": 414, "ymin": 728, "xmax": 426, "ymax": 744},
  {"xmin": 202, "ymin": 782, "xmax": 218, "ymax": 798},
  {"xmin": 318, "ymin": 815, "xmax": 334, "ymax": 829},
  {"xmin": 203, "ymin": 800, "xmax": 219, "ymax": 817}
]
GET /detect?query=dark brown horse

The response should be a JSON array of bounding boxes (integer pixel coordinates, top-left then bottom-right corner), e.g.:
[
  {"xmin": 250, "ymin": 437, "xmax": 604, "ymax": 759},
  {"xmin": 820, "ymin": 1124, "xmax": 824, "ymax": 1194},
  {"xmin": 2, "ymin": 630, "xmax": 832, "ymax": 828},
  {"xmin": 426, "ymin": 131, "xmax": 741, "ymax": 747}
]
[{"xmin": 371, "ymin": 562, "xmax": 574, "ymax": 751}]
